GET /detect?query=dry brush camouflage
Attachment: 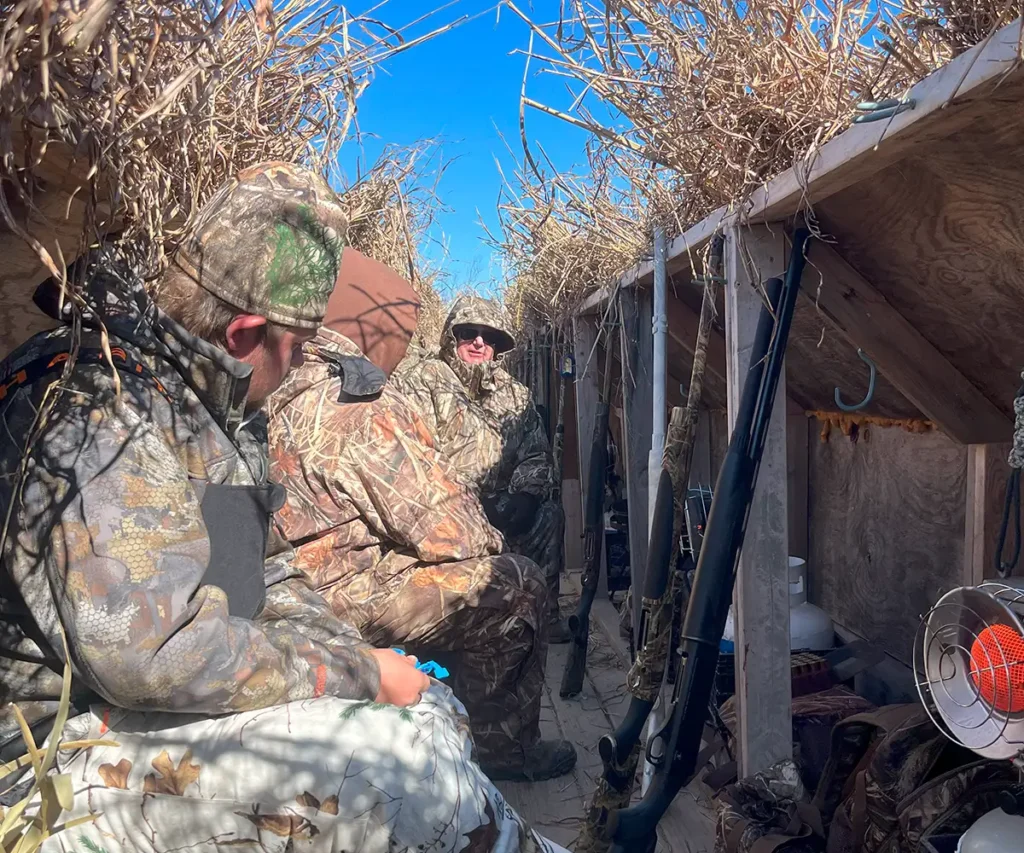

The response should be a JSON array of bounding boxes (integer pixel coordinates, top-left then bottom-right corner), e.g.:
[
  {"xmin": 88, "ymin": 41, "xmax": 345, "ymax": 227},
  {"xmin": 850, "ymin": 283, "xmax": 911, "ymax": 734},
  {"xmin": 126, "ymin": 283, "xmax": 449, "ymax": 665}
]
[
  {"xmin": 267, "ymin": 329, "xmax": 550, "ymax": 761},
  {"xmin": 0, "ymin": 245, "xmax": 379, "ymax": 747}
]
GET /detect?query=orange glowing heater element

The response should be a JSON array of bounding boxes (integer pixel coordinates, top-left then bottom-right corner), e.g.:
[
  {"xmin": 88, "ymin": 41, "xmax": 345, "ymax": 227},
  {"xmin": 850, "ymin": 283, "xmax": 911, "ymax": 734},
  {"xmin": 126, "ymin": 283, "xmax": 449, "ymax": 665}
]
[{"xmin": 969, "ymin": 623, "xmax": 1024, "ymax": 713}]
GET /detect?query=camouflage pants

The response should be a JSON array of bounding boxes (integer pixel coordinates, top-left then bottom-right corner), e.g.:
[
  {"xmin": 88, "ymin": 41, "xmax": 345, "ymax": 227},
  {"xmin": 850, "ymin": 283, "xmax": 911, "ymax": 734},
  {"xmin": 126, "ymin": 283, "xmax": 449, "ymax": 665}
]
[
  {"xmin": 319, "ymin": 553, "xmax": 549, "ymax": 765},
  {"xmin": 504, "ymin": 499, "xmax": 564, "ymax": 624},
  {"xmin": 40, "ymin": 684, "xmax": 568, "ymax": 853}
]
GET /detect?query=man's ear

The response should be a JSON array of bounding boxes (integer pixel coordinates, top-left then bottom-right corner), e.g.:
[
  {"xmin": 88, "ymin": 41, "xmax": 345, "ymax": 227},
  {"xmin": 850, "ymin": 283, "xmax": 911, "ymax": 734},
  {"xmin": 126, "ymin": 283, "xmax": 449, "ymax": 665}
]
[{"xmin": 225, "ymin": 315, "xmax": 268, "ymax": 358}]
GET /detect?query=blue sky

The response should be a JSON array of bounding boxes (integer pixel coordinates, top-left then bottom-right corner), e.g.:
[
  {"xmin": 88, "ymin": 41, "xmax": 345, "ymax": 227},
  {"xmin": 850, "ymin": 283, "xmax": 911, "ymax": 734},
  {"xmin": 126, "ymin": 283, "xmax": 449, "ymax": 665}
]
[{"xmin": 334, "ymin": 1, "xmax": 600, "ymax": 297}]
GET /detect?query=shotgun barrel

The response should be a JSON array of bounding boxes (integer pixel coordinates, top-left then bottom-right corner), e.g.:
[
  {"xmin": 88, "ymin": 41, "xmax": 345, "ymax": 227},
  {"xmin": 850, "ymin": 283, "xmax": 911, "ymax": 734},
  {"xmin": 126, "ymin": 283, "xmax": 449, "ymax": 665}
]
[
  {"xmin": 561, "ymin": 319, "xmax": 617, "ymax": 698},
  {"xmin": 606, "ymin": 229, "xmax": 810, "ymax": 851}
]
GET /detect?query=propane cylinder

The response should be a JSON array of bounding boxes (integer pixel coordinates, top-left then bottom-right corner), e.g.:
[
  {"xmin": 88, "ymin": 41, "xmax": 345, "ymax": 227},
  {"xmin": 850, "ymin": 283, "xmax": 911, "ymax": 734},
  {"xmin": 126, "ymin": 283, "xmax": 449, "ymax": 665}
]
[
  {"xmin": 721, "ymin": 557, "xmax": 834, "ymax": 652},
  {"xmin": 957, "ymin": 807, "xmax": 1024, "ymax": 853}
]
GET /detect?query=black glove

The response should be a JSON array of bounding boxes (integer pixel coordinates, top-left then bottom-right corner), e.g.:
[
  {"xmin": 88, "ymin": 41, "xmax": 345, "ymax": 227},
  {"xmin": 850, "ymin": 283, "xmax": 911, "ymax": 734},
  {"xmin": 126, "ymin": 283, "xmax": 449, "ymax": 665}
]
[
  {"xmin": 500, "ymin": 492, "xmax": 540, "ymax": 537},
  {"xmin": 480, "ymin": 491, "xmax": 540, "ymax": 537},
  {"xmin": 480, "ymin": 493, "xmax": 505, "ymax": 530}
]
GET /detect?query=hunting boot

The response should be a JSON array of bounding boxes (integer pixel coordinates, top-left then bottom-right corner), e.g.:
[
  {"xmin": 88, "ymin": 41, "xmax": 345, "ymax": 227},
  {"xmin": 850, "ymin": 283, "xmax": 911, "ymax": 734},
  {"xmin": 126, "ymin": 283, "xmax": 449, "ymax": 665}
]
[{"xmin": 482, "ymin": 739, "xmax": 578, "ymax": 783}]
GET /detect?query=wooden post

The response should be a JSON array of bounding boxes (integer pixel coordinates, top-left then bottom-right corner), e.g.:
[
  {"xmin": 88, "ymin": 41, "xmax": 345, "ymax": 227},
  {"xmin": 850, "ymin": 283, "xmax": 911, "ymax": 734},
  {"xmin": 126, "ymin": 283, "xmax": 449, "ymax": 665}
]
[
  {"xmin": 724, "ymin": 223, "xmax": 793, "ymax": 778},
  {"xmin": 787, "ymin": 398, "xmax": 809, "ymax": 562},
  {"xmin": 964, "ymin": 443, "xmax": 1015, "ymax": 586},
  {"xmin": 619, "ymin": 286, "xmax": 655, "ymax": 621},
  {"xmin": 573, "ymin": 313, "xmax": 608, "ymax": 598}
]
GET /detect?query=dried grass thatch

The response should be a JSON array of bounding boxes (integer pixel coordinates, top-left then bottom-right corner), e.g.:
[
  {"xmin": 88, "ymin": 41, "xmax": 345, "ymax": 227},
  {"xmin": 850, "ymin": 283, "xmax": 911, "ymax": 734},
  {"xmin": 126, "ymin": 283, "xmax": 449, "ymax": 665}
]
[
  {"xmin": 497, "ymin": 0, "xmax": 1023, "ymax": 322},
  {"xmin": 491, "ymin": 147, "xmax": 654, "ymax": 331},
  {"xmin": 0, "ymin": 639, "xmax": 117, "ymax": 853},
  {"xmin": 0, "ymin": 0, "xmax": 464, "ymax": 282}
]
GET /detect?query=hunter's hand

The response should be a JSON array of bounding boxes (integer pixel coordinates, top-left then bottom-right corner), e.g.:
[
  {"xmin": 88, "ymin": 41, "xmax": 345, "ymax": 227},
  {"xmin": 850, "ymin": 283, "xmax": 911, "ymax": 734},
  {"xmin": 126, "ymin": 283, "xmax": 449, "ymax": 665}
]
[
  {"xmin": 370, "ymin": 649, "xmax": 430, "ymax": 707},
  {"xmin": 503, "ymin": 492, "xmax": 540, "ymax": 535}
]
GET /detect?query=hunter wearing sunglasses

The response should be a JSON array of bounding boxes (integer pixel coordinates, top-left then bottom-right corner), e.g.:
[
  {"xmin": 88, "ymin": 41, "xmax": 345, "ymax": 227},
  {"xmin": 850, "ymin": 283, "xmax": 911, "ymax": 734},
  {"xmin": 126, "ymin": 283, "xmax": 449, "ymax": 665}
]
[{"xmin": 394, "ymin": 295, "xmax": 570, "ymax": 646}]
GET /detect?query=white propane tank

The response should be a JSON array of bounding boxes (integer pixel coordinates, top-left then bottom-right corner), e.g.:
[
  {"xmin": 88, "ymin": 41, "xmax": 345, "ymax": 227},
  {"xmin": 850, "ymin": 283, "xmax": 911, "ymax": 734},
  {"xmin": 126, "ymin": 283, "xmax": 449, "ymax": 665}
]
[
  {"xmin": 957, "ymin": 807, "xmax": 1024, "ymax": 853},
  {"xmin": 721, "ymin": 557, "xmax": 834, "ymax": 652},
  {"xmin": 788, "ymin": 556, "xmax": 834, "ymax": 651}
]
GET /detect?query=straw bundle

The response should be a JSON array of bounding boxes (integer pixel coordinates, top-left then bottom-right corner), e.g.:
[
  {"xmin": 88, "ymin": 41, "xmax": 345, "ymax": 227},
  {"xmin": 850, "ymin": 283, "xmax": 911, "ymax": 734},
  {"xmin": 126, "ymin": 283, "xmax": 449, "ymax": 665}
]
[
  {"xmin": 493, "ymin": 147, "xmax": 653, "ymax": 331},
  {"xmin": 498, "ymin": 0, "xmax": 1021, "ymax": 322},
  {"xmin": 0, "ymin": 0, "xmax": 461, "ymax": 280},
  {"xmin": 0, "ymin": 638, "xmax": 117, "ymax": 853},
  {"xmin": 336, "ymin": 142, "xmax": 449, "ymax": 347}
]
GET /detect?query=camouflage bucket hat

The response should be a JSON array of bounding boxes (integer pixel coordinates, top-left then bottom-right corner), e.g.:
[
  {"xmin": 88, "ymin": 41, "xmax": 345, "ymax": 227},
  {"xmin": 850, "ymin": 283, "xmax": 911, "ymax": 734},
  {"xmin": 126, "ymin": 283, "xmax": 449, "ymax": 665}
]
[
  {"xmin": 442, "ymin": 294, "xmax": 516, "ymax": 355},
  {"xmin": 171, "ymin": 162, "xmax": 348, "ymax": 329}
]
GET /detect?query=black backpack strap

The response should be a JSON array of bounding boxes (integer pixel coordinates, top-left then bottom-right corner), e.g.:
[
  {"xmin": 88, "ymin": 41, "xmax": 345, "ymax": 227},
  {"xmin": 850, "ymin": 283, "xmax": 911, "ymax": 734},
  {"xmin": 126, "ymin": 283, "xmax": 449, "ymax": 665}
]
[{"xmin": 0, "ymin": 345, "xmax": 174, "ymax": 412}]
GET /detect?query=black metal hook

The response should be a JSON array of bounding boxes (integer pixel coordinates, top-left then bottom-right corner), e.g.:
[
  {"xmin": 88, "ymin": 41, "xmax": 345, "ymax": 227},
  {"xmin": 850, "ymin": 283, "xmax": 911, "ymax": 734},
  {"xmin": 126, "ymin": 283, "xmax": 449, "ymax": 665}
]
[{"xmin": 834, "ymin": 349, "xmax": 877, "ymax": 412}]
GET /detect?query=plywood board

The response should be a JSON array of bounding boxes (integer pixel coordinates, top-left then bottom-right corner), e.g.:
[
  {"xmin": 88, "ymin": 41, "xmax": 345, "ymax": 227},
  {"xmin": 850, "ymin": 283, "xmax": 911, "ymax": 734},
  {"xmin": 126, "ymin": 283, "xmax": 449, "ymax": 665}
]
[
  {"xmin": 808, "ymin": 426, "xmax": 967, "ymax": 664},
  {"xmin": 816, "ymin": 97, "xmax": 1024, "ymax": 426}
]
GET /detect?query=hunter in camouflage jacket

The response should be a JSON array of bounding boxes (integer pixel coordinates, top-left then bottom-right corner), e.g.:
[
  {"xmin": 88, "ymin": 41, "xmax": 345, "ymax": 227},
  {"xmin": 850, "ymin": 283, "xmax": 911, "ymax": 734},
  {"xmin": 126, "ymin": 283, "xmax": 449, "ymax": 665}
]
[
  {"xmin": 267, "ymin": 327, "xmax": 576, "ymax": 780},
  {"xmin": 0, "ymin": 164, "xmax": 566, "ymax": 853},
  {"xmin": 0, "ymin": 223, "xmax": 377, "ymax": 746},
  {"xmin": 392, "ymin": 295, "xmax": 566, "ymax": 636}
]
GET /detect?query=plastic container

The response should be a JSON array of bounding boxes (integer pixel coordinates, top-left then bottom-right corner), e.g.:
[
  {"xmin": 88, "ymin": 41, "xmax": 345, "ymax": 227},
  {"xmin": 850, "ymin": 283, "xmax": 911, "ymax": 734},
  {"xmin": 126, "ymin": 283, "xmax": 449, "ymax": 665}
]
[
  {"xmin": 722, "ymin": 556, "xmax": 834, "ymax": 652},
  {"xmin": 957, "ymin": 807, "xmax": 1024, "ymax": 852}
]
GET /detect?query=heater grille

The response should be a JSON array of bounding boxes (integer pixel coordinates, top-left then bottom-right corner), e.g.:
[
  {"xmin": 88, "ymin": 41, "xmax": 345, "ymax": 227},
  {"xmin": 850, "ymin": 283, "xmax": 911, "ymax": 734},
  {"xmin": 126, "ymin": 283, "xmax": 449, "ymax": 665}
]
[{"xmin": 915, "ymin": 583, "xmax": 1024, "ymax": 761}]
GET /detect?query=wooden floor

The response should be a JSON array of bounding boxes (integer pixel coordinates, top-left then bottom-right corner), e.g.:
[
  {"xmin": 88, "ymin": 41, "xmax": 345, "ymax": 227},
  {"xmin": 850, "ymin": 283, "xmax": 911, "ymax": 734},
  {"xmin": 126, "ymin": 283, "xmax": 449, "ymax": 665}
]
[{"xmin": 498, "ymin": 584, "xmax": 717, "ymax": 852}]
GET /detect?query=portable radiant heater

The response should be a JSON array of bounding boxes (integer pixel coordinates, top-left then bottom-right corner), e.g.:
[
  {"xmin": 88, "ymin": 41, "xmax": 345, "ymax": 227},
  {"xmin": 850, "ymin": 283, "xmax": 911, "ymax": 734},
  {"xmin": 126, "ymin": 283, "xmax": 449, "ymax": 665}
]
[{"xmin": 915, "ymin": 582, "xmax": 1024, "ymax": 851}]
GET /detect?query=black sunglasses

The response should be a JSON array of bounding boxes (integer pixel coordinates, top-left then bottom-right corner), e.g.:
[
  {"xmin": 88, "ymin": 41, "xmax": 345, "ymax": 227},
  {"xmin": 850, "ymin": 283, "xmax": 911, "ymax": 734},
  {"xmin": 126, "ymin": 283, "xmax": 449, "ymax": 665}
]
[{"xmin": 455, "ymin": 326, "xmax": 502, "ymax": 347}]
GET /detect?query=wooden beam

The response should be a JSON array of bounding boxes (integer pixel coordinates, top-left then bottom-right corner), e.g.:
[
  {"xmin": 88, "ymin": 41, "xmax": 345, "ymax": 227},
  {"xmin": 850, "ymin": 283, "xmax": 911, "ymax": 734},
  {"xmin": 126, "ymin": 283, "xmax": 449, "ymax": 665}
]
[
  {"xmin": 964, "ymin": 443, "xmax": 1015, "ymax": 586},
  {"xmin": 725, "ymin": 222, "xmax": 793, "ymax": 778},
  {"xmin": 665, "ymin": 292, "xmax": 728, "ymax": 393},
  {"xmin": 802, "ymin": 239, "xmax": 1010, "ymax": 444},
  {"xmin": 572, "ymin": 314, "xmax": 608, "ymax": 598},
  {"xmin": 787, "ymin": 403, "xmax": 810, "ymax": 562},
  {"xmin": 618, "ymin": 286, "xmax": 655, "ymax": 627}
]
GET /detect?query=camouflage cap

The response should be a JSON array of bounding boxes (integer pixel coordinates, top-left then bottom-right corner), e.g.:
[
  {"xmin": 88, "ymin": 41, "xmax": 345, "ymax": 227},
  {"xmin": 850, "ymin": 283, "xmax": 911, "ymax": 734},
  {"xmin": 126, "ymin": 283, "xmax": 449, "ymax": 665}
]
[
  {"xmin": 442, "ymin": 294, "xmax": 516, "ymax": 355},
  {"xmin": 171, "ymin": 162, "xmax": 348, "ymax": 329}
]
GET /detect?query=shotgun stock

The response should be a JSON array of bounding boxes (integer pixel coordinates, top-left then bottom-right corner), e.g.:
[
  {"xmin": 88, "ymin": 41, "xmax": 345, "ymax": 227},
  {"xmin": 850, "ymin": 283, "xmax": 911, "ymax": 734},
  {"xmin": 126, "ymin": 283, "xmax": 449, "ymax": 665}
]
[
  {"xmin": 605, "ymin": 228, "xmax": 810, "ymax": 852},
  {"xmin": 574, "ymin": 235, "xmax": 724, "ymax": 852},
  {"xmin": 561, "ymin": 321, "xmax": 617, "ymax": 698},
  {"xmin": 574, "ymin": 467, "xmax": 674, "ymax": 851}
]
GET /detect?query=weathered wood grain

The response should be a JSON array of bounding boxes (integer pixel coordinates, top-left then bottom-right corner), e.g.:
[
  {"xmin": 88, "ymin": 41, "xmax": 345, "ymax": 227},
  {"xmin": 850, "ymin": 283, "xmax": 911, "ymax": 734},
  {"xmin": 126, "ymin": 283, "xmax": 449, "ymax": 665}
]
[
  {"xmin": 964, "ymin": 442, "xmax": 1017, "ymax": 586},
  {"xmin": 808, "ymin": 426, "xmax": 967, "ymax": 665},
  {"xmin": 816, "ymin": 99, "xmax": 1024, "ymax": 428},
  {"xmin": 800, "ymin": 231, "xmax": 1012, "ymax": 444},
  {"xmin": 725, "ymin": 223, "xmax": 792, "ymax": 777}
]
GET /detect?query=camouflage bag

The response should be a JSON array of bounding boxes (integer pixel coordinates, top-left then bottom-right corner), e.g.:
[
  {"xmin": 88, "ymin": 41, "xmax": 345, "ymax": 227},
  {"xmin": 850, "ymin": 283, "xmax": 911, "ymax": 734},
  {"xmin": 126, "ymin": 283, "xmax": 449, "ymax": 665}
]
[
  {"xmin": 812, "ymin": 705, "xmax": 1016, "ymax": 853},
  {"xmin": 715, "ymin": 759, "xmax": 825, "ymax": 853}
]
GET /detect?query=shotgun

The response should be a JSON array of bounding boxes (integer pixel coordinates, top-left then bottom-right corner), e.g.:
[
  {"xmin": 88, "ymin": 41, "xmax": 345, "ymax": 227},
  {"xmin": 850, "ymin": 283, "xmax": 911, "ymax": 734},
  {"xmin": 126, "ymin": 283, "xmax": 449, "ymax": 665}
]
[
  {"xmin": 574, "ymin": 235, "xmax": 724, "ymax": 852},
  {"xmin": 605, "ymin": 228, "xmax": 810, "ymax": 852},
  {"xmin": 561, "ymin": 319, "xmax": 617, "ymax": 699}
]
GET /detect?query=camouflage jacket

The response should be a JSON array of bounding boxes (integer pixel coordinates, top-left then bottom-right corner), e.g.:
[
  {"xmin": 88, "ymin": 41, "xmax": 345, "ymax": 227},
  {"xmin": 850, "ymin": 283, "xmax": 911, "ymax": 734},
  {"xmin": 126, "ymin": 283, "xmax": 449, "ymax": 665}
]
[
  {"xmin": 0, "ymin": 252, "xmax": 379, "ymax": 737},
  {"xmin": 267, "ymin": 329, "xmax": 504, "ymax": 592},
  {"xmin": 391, "ymin": 297, "xmax": 553, "ymax": 501}
]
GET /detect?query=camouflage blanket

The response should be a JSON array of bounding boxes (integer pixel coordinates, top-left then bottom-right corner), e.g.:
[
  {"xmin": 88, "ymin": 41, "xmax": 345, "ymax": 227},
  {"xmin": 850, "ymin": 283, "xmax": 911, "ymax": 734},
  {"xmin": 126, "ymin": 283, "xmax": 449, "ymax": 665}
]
[{"xmin": 39, "ymin": 684, "xmax": 568, "ymax": 853}]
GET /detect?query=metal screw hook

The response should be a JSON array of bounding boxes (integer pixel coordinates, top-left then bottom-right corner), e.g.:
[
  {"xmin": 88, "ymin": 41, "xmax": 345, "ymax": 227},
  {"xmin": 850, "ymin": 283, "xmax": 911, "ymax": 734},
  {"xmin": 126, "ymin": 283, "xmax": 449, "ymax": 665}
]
[
  {"xmin": 852, "ymin": 98, "xmax": 916, "ymax": 124},
  {"xmin": 834, "ymin": 349, "xmax": 877, "ymax": 412}
]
